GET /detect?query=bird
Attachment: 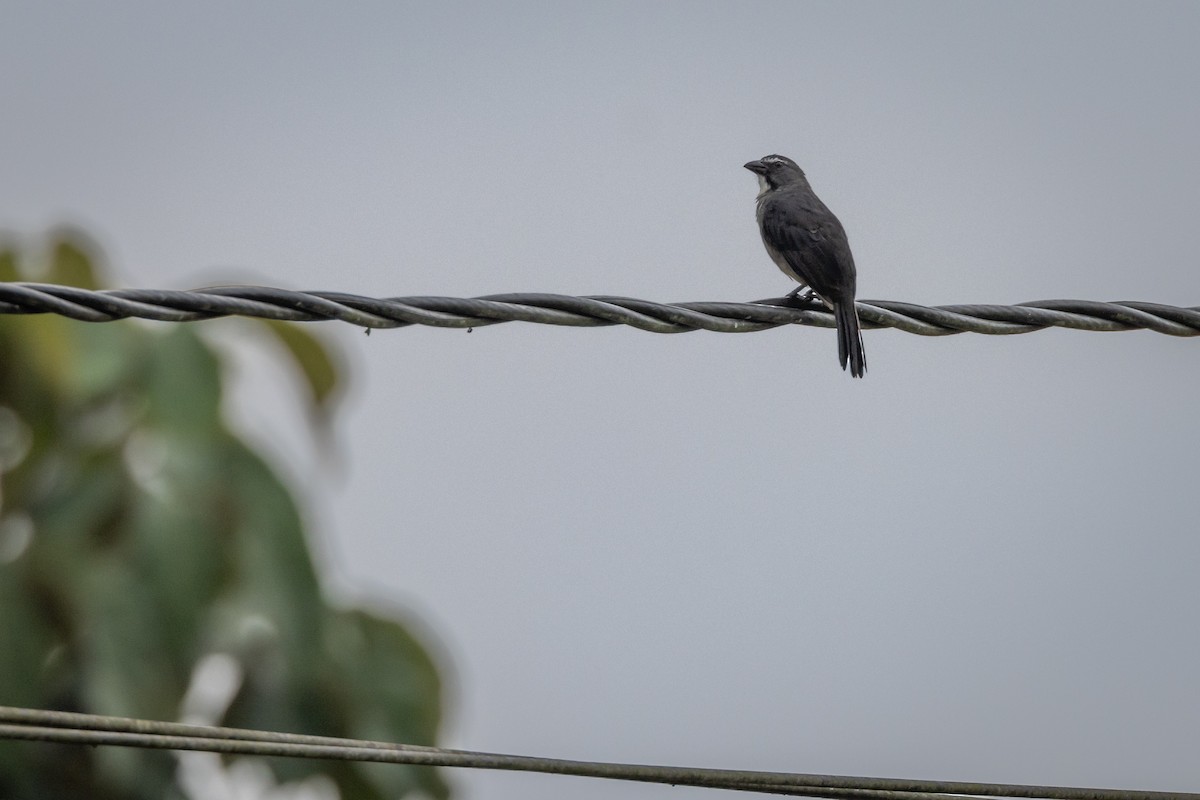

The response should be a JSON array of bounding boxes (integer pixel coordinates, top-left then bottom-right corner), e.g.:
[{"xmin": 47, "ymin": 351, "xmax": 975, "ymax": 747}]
[{"xmin": 744, "ymin": 154, "xmax": 866, "ymax": 378}]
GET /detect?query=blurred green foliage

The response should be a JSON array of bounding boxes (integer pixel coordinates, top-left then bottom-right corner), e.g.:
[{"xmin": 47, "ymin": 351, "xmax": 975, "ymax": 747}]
[{"xmin": 0, "ymin": 231, "xmax": 448, "ymax": 800}]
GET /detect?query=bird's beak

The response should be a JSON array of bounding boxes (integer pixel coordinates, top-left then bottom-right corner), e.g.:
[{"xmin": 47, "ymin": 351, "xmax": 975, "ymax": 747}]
[{"xmin": 744, "ymin": 160, "xmax": 767, "ymax": 175}]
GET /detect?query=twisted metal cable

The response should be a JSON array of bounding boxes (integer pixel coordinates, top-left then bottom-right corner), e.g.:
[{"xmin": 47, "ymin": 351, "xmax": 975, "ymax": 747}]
[
  {"xmin": 0, "ymin": 706, "xmax": 1194, "ymax": 800},
  {"xmin": 0, "ymin": 282, "xmax": 1197, "ymax": 336}
]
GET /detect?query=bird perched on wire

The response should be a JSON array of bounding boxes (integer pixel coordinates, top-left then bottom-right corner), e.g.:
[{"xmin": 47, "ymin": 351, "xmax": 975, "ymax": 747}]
[{"xmin": 744, "ymin": 154, "xmax": 866, "ymax": 378}]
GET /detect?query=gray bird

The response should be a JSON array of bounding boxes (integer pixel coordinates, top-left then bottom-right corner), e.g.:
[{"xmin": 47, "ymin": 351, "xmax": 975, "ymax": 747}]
[{"xmin": 744, "ymin": 154, "xmax": 866, "ymax": 378}]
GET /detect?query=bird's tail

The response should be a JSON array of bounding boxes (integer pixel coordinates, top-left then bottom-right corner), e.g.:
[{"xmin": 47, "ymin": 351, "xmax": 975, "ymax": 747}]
[{"xmin": 835, "ymin": 300, "xmax": 867, "ymax": 378}]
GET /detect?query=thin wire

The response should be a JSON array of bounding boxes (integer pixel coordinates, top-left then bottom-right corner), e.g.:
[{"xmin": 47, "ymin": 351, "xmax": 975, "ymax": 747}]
[
  {"xmin": 0, "ymin": 707, "xmax": 1193, "ymax": 800},
  {"xmin": 0, "ymin": 283, "xmax": 1196, "ymax": 335}
]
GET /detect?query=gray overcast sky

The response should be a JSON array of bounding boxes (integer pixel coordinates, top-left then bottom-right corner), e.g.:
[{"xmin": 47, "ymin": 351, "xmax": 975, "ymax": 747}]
[{"xmin": 3, "ymin": 2, "xmax": 1199, "ymax": 799}]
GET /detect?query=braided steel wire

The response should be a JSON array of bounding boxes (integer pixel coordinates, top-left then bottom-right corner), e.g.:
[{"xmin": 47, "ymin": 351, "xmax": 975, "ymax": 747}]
[
  {"xmin": 0, "ymin": 706, "xmax": 1194, "ymax": 800},
  {"xmin": 0, "ymin": 282, "xmax": 1197, "ymax": 336}
]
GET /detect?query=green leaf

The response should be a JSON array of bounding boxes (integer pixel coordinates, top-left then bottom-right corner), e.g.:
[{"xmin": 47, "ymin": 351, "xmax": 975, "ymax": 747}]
[
  {"xmin": 0, "ymin": 232, "xmax": 447, "ymax": 800},
  {"xmin": 326, "ymin": 608, "xmax": 450, "ymax": 800},
  {"xmin": 0, "ymin": 245, "xmax": 20, "ymax": 281},
  {"xmin": 46, "ymin": 229, "xmax": 102, "ymax": 289},
  {"xmin": 256, "ymin": 318, "xmax": 341, "ymax": 417}
]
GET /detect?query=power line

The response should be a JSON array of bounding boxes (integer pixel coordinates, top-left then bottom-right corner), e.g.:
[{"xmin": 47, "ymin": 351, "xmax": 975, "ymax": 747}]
[
  {"xmin": 0, "ymin": 282, "xmax": 1196, "ymax": 335},
  {"xmin": 0, "ymin": 706, "xmax": 1193, "ymax": 800}
]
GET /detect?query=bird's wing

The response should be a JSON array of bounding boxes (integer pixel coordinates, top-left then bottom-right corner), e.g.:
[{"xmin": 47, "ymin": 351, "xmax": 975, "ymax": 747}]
[{"xmin": 759, "ymin": 195, "xmax": 856, "ymax": 301}]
